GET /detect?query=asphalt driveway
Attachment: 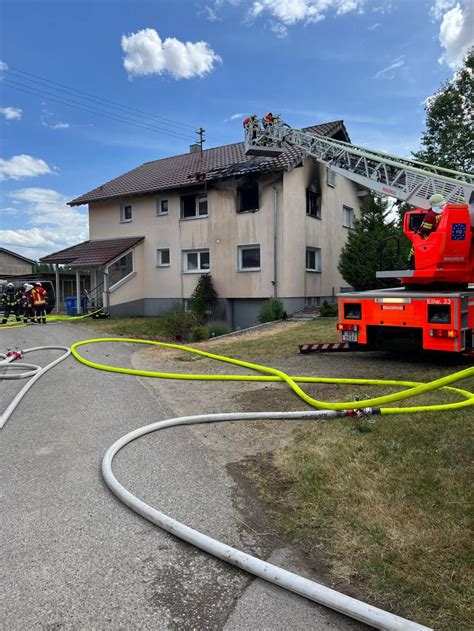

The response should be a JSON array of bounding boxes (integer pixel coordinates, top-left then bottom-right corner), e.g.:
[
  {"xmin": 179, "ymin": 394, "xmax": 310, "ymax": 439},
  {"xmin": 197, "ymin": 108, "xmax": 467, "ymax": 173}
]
[{"xmin": 1, "ymin": 322, "xmax": 365, "ymax": 630}]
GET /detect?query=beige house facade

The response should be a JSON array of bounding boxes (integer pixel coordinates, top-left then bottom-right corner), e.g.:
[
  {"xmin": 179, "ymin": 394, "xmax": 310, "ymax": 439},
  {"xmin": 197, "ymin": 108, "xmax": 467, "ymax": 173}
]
[{"xmin": 43, "ymin": 121, "xmax": 362, "ymax": 328}]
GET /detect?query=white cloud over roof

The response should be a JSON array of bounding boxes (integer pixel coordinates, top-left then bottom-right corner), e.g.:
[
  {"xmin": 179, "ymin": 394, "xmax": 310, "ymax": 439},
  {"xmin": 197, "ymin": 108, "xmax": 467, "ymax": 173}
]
[
  {"xmin": 121, "ymin": 28, "xmax": 222, "ymax": 79},
  {"xmin": 0, "ymin": 188, "xmax": 88, "ymax": 258},
  {"xmin": 0, "ymin": 155, "xmax": 53, "ymax": 181}
]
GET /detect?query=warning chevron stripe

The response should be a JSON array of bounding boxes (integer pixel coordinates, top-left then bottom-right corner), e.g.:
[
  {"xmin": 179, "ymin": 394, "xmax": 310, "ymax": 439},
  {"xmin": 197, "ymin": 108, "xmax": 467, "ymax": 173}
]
[{"xmin": 299, "ymin": 342, "xmax": 351, "ymax": 353}]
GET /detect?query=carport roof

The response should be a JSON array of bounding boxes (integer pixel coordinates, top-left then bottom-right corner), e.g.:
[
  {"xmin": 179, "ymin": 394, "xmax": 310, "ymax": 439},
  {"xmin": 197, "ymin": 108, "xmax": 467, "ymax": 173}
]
[{"xmin": 40, "ymin": 236, "xmax": 144, "ymax": 268}]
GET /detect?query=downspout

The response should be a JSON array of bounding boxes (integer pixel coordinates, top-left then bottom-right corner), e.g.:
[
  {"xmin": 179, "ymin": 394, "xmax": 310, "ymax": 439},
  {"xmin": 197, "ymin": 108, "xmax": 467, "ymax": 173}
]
[
  {"xmin": 75, "ymin": 269, "xmax": 81, "ymax": 316},
  {"xmin": 273, "ymin": 186, "xmax": 278, "ymax": 299},
  {"xmin": 104, "ymin": 267, "xmax": 110, "ymax": 313},
  {"xmin": 55, "ymin": 264, "xmax": 60, "ymax": 314}
]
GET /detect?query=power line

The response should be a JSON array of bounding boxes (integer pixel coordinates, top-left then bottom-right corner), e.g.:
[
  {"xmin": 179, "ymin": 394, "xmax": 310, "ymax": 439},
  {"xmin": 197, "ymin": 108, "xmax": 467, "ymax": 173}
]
[
  {"xmin": 2, "ymin": 79, "xmax": 199, "ymax": 142},
  {"xmin": 7, "ymin": 66, "xmax": 197, "ymax": 133},
  {"xmin": 5, "ymin": 65, "xmax": 222, "ymax": 142}
]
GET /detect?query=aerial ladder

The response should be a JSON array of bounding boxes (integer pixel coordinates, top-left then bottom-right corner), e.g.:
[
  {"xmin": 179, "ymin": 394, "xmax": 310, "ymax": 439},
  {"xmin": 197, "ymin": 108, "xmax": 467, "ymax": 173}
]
[{"xmin": 244, "ymin": 118, "xmax": 474, "ymax": 354}]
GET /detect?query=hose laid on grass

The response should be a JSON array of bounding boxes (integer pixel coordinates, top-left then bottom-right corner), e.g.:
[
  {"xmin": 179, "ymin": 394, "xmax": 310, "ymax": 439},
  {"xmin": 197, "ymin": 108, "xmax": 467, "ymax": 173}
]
[
  {"xmin": 0, "ymin": 346, "xmax": 71, "ymax": 429},
  {"xmin": 71, "ymin": 338, "xmax": 474, "ymax": 414},
  {"xmin": 71, "ymin": 337, "xmax": 472, "ymax": 629}
]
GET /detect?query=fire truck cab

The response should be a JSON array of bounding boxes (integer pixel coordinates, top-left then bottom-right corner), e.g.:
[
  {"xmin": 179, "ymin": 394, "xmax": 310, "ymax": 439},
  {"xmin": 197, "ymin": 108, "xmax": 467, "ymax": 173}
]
[{"xmin": 338, "ymin": 203, "xmax": 474, "ymax": 354}]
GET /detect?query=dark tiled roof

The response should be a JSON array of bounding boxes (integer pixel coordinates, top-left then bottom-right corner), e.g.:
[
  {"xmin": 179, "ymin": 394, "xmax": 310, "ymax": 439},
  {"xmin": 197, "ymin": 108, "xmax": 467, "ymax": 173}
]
[
  {"xmin": 0, "ymin": 247, "xmax": 35, "ymax": 264},
  {"xmin": 40, "ymin": 236, "xmax": 144, "ymax": 267},
  {"xmin": 69, "ymin": 121, "xmax": 349, "ymax": 206}
]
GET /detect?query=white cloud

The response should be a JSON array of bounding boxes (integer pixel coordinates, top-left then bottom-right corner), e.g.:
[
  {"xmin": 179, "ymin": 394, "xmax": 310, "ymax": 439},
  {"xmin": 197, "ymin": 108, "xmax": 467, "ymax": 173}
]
[
  {"xmin": 121, "ymin": 28, "xmax": 222, "ymax": 79},
  {"xmin": 0, "ymin": 155, "xmax": 54, "ymax": 181},
  {"xmin": 430, "ymin": 0, "xmax": 456, "ymax": 20},
  {"xmin": 375, "ymin": 56, "xmax": 405, "ymax": 79},
  {"xmin": 203, "ymin": 4, "xmax": 220, "ymax": 20},
  {"xmin": 249, "ymin": 0, "xmax": 364, "ymax": 26},
  {"xmin": 270, "ymin": 22, "xmax": 289, "ymax": 37},
  {"xmin": 40, "ymin": 109, "xmax": 71, "ymax": 129},
  {"xmin": 436, "ymin": 0, "xmax": 474, "ymax": 69},
  {"xmin": 0, "ymin": 188, "xmax": 88, "ymax": 258},
  {"xmin": 229, "ymin": 112, "xmax": 244, "ymax": 120},
  {"xmin": 0, "ymin": 107, "xmax": 22, "ymax": 120},
  {"xmin": 368, "ymin": 22, "xmax": 381, "ymax": 30},
  {"xmin": 0, "ymin": 60, "xmax": 8, "ymax": 71}
]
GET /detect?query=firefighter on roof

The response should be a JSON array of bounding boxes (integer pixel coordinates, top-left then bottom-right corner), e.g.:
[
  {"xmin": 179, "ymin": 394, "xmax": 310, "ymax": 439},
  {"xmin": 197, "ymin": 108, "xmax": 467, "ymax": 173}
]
[
  {"xmin": 2, "ymin": 283, "xmax": 22, "ymax": 324},
  {"xmin": 406, "ymin": 194, "xmax": 446, "ymax": 269}
]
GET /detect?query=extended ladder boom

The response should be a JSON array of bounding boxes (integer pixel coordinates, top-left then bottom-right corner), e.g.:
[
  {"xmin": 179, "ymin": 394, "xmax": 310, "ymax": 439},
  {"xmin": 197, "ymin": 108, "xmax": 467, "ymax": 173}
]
[{"xmin": 245, "ymin": 121, "xmax": 474, "ymax": 208}]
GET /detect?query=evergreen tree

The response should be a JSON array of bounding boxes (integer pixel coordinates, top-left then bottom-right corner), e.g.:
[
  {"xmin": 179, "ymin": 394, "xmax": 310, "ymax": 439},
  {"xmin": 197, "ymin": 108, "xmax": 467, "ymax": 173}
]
[
  {"xmin": 190, "ymin": 274, "xmax": 218, "ymax": 321},
  {"xmin": 338, "ymin": 192, "xmax": 401, "ymax": 291},
  {"xmin": 413, "ymin": 48, "xmax": 473, "ymax": 172}
]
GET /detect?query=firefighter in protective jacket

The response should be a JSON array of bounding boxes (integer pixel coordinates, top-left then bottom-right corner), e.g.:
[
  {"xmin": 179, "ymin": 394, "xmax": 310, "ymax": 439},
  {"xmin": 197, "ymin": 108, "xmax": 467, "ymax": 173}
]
[
  {"xmin": 21, "ymin": 283, "xmax": 35, "ymax": 323},
  {"xmin": 30, "ymin": 282, "xmax": 48, "ymax": 324},
  {"xmin": 406, "ymin": 194, "xmax": 446, "ymax": 269},
  {"xmin": 2, "ymin": 283, "xmax": 22, "ymax": 324}
]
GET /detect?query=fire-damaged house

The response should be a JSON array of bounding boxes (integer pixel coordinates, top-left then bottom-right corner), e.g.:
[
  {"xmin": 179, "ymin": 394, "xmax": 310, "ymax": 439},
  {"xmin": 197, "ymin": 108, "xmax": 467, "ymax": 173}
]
[{"xmin": 41, "ymin": 121, "xmax": 362, "ymax": 329}]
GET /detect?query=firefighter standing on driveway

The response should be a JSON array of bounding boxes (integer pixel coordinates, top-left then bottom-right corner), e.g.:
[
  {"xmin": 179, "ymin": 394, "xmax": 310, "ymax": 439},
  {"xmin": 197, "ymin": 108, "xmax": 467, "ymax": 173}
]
[
  {"xmin": 406, "ymin": 193, "xmax": 446, "ymax": 269},
  {"xmin": 21, "ymin": 283, "xmax": 35, "ymax": 323},
  {"xmin": 30, "ymin": 282, "xmax": 48, "ymax": 324},
  {"xmin": 1, "ymin": 283, "xmax": 22, "ymax": 324}
]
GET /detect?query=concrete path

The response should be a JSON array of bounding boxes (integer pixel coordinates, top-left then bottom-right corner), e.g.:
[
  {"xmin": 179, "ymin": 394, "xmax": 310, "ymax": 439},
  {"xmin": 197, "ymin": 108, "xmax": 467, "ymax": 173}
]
[{"xmin": 0, "ymin": 322, "xmax": 366, "ymax": 630}]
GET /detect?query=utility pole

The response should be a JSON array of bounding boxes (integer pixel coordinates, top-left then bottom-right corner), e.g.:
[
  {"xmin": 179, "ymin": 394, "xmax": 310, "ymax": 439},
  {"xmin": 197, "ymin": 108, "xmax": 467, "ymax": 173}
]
[{"xmin": 196, "ymin": 127, "xmax": 205, "ymax": 151}]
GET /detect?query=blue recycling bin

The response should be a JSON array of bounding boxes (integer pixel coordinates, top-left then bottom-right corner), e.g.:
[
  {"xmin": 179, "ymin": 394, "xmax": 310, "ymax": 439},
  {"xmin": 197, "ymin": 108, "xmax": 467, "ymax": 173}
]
[{"xmin": 65, "ymin": 297, "xmax": 87, "ymax": 316}]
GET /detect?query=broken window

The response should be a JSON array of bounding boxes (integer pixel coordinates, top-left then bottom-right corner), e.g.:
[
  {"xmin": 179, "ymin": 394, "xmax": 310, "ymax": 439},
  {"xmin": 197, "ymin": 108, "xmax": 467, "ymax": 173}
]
[
  {"xmin": 237, "ymin": 178, "xmax": 259, "ymax": 213},
  {"xmin": 306, "ymin": 189, "xmax": 321, "ymax": 219}
]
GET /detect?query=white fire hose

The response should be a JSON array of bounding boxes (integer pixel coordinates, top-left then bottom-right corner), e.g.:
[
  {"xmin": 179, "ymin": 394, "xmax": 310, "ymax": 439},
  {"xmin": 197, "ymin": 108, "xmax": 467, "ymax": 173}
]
[{"xmin": 1, "ymin": 344, "xmax": 434, "ymax": 629}]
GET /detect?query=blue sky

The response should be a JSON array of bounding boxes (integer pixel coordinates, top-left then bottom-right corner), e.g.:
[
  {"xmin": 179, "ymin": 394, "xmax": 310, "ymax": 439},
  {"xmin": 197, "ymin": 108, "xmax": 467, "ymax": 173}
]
[{"xmin": 1, "ymin": 0, "xmax": 472, "ymax": 259}]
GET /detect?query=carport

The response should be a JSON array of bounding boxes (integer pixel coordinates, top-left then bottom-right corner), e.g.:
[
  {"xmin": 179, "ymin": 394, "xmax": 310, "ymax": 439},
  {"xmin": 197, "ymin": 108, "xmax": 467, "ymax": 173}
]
[{"xmin": 40, "ymin": 236, "xmax": 144, "ymax": 314}]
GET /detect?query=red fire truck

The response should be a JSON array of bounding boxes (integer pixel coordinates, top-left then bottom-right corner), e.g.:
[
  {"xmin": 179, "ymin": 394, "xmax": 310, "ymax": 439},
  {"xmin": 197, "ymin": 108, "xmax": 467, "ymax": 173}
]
[
  {"xmin": 338, "ymin": 203, "xmax": 473, "ymax": 353},
  {"xmin": 244, "ymin": 117, "xmax": 474, "ymax": 354}
]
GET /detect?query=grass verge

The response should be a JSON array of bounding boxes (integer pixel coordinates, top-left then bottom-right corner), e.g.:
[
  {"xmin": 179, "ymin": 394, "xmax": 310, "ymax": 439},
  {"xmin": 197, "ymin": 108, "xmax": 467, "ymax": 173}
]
[
  {"xmin": 243, "ymin": 388, "xmax": 473, "ymax": 631},
  {"xmin": 74, "ymin": 316, "xmax": 339, "ymax": 360}
]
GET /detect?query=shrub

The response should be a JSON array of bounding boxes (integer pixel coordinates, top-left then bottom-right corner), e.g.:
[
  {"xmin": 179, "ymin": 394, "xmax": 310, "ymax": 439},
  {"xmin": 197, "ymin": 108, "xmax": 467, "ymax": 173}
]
[
  {"xmin": 207, "ymin": 321, "xmax": 231, "ymax": 338},
  {"xmin": 319, "ymin": 300, "xmax": 338, "ymax": 317},
  {"xmin": 258, "ymin": 298, "xmax": 285, "ymax": 324},
  {"xmin": 160, "ymin": 306, "xmax": 197, "ymax": 340},
  {"xmin": 190, "ymin": 325, "xmax": 210, "ymax": 342},
  {"xmin": 190, "ymin": 275, "xmax": 218, "ymax": 322}
]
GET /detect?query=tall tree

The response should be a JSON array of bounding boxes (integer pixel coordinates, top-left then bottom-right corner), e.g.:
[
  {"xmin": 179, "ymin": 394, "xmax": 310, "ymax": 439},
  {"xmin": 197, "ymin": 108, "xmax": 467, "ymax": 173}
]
[
  {"xmin": 413, "ymin": 48, "xmax": 473, "ymax": 172},
  {"xmin": 338, "ymin": 192, "xmax": 401, "ymax": 291}
]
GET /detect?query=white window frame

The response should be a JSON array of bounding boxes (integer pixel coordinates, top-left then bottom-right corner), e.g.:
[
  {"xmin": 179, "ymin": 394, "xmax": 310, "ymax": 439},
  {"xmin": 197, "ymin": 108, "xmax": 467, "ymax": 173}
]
[
  {"xmin": 306, "ymin": 246, "xmax": 321, "ymax": 272},
  {"xmin": 343, "ymin": 205, "xmax": 355, "ymax": 229},
  {"xmin": 182, "ymin": 249, "xmax": 210, "ymax": 273},
  {"xmin": 107, "ymin": 249, "xmax": 135, "ymax": 291},
  {"xmin": 326, "ymin": 168, "xmax": 337, "ymax": 188},
  {"xmin": 156, "ymin": 198, "xmax": 169, "ymax": 216},
  {"xmin": 180, "ymin": 193, "xmax": 208, "ymax": 220},
  {"xmin": 156, "ymin": 248, "xmax": 170, "ymax": 267},
  {"xmin": 237, "ymin": 244, "xmax": 261, "ymax": 272},
  {"xmin": 120, "ymin": 203, "xmax": 133, "ymax": 223}
]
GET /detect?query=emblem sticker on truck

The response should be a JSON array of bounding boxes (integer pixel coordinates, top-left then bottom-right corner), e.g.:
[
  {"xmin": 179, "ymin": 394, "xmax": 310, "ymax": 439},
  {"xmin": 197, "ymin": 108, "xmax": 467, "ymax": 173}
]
[{"xmin": 451, "ymin": 223, "xmax": 466, "ymax": 240}]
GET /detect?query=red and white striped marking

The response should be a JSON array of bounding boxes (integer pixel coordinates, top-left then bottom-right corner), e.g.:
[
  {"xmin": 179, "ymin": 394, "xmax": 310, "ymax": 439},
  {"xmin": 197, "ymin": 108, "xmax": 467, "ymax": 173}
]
[{"xmin": 299, "ymin": 342, "xmax": 351, "ymax": 353}]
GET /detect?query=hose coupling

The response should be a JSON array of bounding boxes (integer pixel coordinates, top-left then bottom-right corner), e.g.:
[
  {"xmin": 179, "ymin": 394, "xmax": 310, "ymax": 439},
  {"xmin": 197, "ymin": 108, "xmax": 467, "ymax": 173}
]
[{"xmin": 6, "ymin": 350, "xmax": 22, "ymax": 360}]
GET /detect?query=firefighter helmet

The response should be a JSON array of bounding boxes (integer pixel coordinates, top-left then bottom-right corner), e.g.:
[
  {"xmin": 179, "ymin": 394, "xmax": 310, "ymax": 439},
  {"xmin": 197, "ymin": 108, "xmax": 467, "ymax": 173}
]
[{"xmin": 429, "ymin": 193, "xmax": 446, "ymax": 208}]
